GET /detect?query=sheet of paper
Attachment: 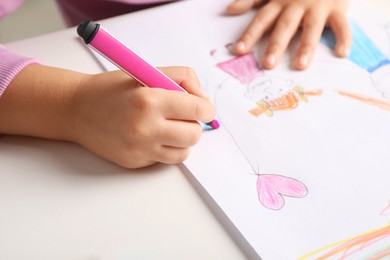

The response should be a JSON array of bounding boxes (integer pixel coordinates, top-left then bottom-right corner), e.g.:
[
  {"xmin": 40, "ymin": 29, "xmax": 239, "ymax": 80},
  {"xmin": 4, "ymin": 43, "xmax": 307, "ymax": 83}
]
[{"xmin": 92, "ymin": 0, "xmax": 390, "ymax": 258}]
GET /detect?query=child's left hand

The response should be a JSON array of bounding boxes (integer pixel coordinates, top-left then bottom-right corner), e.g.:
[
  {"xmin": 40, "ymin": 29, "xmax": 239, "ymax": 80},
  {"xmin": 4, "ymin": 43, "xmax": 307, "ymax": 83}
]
[{"xmin": 225, "ymin": 0, "xmax": 351, "ymax": 70}]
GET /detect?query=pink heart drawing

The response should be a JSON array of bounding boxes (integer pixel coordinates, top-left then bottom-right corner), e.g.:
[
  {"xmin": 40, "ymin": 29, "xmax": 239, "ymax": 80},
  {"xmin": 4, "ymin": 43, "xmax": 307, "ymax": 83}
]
[{"xmin": 257, "ymin": 174, "xmax": 308, "ymax": 210}]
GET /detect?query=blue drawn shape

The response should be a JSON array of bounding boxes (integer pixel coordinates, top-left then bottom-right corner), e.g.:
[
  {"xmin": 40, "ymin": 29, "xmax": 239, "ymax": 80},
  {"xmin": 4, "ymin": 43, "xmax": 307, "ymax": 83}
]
[{"xmin": 321, "ymin": 20, "xmax": 390, "ymax": 73}]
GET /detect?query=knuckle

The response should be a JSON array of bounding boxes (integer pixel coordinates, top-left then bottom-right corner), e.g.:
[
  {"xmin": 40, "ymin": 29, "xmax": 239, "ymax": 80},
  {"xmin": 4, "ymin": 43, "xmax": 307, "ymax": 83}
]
[
  {"xmin": 194, "ymin": 101, "xmax": 202, "ymax": 120},
  {"xmin": 187, "ymin": 125, "xmax": 202, "ymax": 146},
  {"xmin": 184, "ymin": 66, "xmax": 197, "ymax": 79},
  {"xmin": 194, "ymin": 99, "xmax": 215, "ymax": 121},
  {"xmin": 133, "ymin": 91, "xmax": 155, "ymax": 112},
  {"xmin": 162, "ymin": 148, "xmax": 190, "ymax": 164},
  {"xmin": 298, "ymin": 44, "xmax": 313, "ymax": 55},
  {"xmin": 242, "ymin": 31, "xmax": 255, "ymax": 43},
  {"xmin": 126, "ymin": 120, "xmax": 152, "ymax": 140},
  {"xmin": 303, "ymin": 8, "xmax": 325, "ymax": 29},
  {"xmin": 303, "ymin": 17, "xmax": 320, "ymax": 30},
  {"xmin": 267, "ymin": 43, "xmax": 280, "ymax": 54},
  {"xmin": 278, "ymin": 19, "xmax": 294, "ymax": 31},
  {"xmin": 252, "ymin": 13, "xmax": 265, "ymax": 25},
  {"xmin": 175, "ymin": 149, "xmax": 190, "ymax": 163},
  {"xmin": 197, "ymin": 101, "xmax": 216, "ymax": 123}
]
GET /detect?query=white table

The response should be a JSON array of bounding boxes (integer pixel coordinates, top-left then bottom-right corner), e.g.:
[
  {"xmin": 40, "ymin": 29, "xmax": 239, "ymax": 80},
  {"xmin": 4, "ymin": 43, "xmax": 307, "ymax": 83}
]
[
  {"xmin": 4, "ymin": 0, "xmax": 390, "ymax": 259},
  {"xmin": 1, "ymin": 13, "xmax": 247, "ymax": 260}
]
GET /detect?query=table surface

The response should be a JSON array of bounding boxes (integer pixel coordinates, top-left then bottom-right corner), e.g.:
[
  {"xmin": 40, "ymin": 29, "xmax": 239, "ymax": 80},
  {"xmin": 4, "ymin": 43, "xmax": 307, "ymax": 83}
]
[{"xmin": 1, "ymin": 11, "xmax": 247, "ymax": 260}]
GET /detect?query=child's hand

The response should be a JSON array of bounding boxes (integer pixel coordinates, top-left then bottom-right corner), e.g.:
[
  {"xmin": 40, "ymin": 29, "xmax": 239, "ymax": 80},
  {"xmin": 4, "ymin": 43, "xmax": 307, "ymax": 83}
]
[
  {"xmin": 0, "ymin": 65, "xmax": 215, "ymax": 169},
  {"xmin": 225, "ymin": 0, "xmax": 351, "ymax": 70},
  {"xmin": 71, "ymin": 67, "xmax": 216, "ymax": 168}
]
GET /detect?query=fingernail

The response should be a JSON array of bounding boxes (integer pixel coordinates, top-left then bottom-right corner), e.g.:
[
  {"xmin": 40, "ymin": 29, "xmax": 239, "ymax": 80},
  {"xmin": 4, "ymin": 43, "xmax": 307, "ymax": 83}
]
[
  {"xmin": 226, "ymin": 43, "xmax": 235, "ymax": 54},
  {"xmin": 263, "ymin": 53, "xmax": 276, "ymax": 67},
  {"xmin": 199, "ymin": 88, "xmax": 209, "ymax": 99},
  {"xmin": 297, "ymin": 54, "xmax": 308, "ymax": 68},
  {"xmin": 236, "ymin": 41, "xmax": 246, "ymax": 52},
  {"xmin": 337, "ymin": 45, "xmax": 350, "ymax": 57}
]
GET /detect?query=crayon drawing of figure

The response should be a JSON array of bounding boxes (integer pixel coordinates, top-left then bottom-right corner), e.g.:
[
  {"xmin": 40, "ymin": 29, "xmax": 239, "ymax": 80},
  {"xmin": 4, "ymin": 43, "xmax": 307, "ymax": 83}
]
[
  {"xmin": 210, "ymin": 49, "xmax": 311, "ymax": 210},
  {"xmin": 213, "ymin": 49, "xmax": 322, "ymax": 117}
]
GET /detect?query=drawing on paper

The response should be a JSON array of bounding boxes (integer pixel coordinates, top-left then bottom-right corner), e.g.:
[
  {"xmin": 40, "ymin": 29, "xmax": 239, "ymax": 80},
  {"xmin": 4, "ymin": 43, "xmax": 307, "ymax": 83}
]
[
  {"xmin": 210, "ymin": 47, "xmax": 310, "ymax": 210},
  {"xmin": 335, "ymin": 89, "xmax": 390, "ymax": 111},
  {"xmin": 299, "ymin": 221, "xmax": 390, "ymax": 259},
  {"xmin": 213, "ymin": 47, "xmax": 322, "ymax": 117},
  {"xmin": 321, "ymin": 20, "xmax": 390, "ymax": 98},
  {"xmin": 381, "ymin": 201, "xmax": 390, "ymax": 216},
  {"xmin": 248, "ymin": 86, "xmax": 322, "ymax": 117},
  {"xmin": 299, "ymin": 200, "xmax": 390, "ymax": 260},
  {"xmin": 257, "ymin": 174, "xmax": 308, "ymax": 210}
]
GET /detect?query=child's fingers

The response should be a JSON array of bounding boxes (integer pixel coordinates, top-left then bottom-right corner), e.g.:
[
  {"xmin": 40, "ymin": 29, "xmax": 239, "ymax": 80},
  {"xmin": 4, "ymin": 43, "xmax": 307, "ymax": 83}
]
[
  {"xmin": 261, "ymin": 6, "xmax": 305, "ymax": 69},
  {"xmin": 155, "ymin": 146, "xmax": 191, "ymax": 165},
  {"xmin": 158, "ymin": 90, "xmax": 216, "ymax": 123},
  {"xmin": 157, "ymin": 120, "xmax": 202, "ymax": 148},
  {"xmin": 233, "ymin": 2, "xmax": 282, "ymax": 55},
  {"xmin": 158, "ymin": 66, "xmax": 209, "ymax": 99},
  {"xmin": 328, "ymin": 12, "xmax": 351, "ymax": 58},
  {"xmin": 293, "ymin": 10, "xmax": 328, "ymax": 70}
]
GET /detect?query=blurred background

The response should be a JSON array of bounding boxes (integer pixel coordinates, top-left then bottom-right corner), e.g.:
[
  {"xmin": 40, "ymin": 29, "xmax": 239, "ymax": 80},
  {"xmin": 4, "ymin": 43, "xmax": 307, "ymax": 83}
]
[
  {"xmin": 1, "ymin": 0, "xmax": 390, "ymax": 44},
  {"xmin": 0, "ymin": 0, "xmax": 66, "ymax": 43}
]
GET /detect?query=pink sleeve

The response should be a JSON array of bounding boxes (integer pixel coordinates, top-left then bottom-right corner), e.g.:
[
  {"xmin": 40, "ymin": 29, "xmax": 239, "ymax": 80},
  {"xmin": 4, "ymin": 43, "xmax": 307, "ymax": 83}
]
[
  {"xmin": 55, "ymin": 0, "xmax": 177, "ymax": 26},
  {"xmin": 0, "ymin": 0, "xmax": 24, "ymax": 20},
  {"xmin": 0, "ymin": 45, "xmax": 41, "ymax": 97}
]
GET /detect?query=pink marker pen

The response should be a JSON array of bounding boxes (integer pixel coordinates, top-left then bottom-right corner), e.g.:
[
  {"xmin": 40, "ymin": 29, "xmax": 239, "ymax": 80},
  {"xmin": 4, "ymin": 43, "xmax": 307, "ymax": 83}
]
[{"xmin": 77, "ymin": 20, "xmax": 219, "ymax": 130}]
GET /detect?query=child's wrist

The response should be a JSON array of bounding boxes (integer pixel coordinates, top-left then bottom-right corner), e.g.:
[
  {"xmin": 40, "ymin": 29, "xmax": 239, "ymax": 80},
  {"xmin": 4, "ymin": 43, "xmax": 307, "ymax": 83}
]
[{"xmin": 62, "ymin": 73, "xmax": 93, "ymax": 145}]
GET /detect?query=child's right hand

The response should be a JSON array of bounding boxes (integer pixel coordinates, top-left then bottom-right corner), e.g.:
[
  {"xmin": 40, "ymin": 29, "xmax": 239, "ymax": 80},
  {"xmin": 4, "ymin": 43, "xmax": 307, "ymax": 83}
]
[{"xmin": 71, "ymin": 67, "xmax": 216, "ymax": 169}]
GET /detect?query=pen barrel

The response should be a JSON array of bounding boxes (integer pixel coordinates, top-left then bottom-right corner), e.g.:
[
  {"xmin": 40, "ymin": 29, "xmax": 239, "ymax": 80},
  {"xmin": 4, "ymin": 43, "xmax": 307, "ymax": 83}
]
[{"xmin": 90, "ymin": 28, "xmax": 185, "ymax": 92}]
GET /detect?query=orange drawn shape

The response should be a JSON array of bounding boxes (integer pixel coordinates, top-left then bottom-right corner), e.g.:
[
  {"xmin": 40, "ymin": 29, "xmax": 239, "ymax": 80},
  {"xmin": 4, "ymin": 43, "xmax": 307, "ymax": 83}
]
[
  {"xmin": 249, "ymin": 89, "xmax": 322, "ymax": 117},
  {"xmin": 249, "ymin": 92, "xmax": 297, "ymax": 117},
  {"xmin": 249, "ymin": 106, "xmax": 266, "ymax": 116},
  {"xmin": 294, "ymin": 87, "xmax": 322, "ymax": 102},
  {"xmin": 304, "ymin": 89, "xmax": 323, "ymax": 96},
  {"xmin": 268, "ymin": 91, "xmax": 299, "ymax": 111},
  {"xmin": 336, "ymin": 90, "xmax": 390, "ymax": 111},
  {"xmin": 250, "ymin": 101, "xmax": 268, "ymax": 116}
]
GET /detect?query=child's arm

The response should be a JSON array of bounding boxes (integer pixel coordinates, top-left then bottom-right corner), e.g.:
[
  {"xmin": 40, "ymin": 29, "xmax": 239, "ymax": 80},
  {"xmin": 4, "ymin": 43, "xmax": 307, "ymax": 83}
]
[
  {"xmin": 225, "ymin": 0, "xmax": 351, "ymax": 70},
  {"xmin": 0, "ymin": 64, "xmax": 215, "ymax": 169}
]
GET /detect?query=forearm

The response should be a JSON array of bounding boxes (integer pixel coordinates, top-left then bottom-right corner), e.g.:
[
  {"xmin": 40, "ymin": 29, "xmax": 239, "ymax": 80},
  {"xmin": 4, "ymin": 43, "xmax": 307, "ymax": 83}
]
[{"xmin": 0, "ymin": 64, "xmax": 84, "ymax": 142}]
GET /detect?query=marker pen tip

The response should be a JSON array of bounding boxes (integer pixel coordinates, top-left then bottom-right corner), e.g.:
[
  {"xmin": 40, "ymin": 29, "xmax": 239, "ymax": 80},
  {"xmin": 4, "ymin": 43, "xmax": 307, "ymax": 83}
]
[{"xmin": 207, "ymin": 119, "xmax": 220, "ymax": 130}]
